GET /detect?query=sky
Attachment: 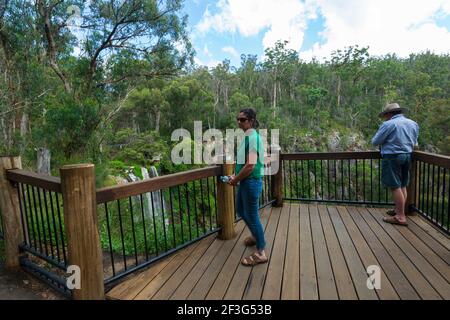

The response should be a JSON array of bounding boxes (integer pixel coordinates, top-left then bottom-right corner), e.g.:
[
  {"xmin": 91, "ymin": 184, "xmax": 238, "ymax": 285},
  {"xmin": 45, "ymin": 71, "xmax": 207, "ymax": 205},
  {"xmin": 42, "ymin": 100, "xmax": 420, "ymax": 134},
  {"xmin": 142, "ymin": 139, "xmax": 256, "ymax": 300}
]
[{"xmin": 181, "ymin": 0, "xmax": 450, "ymax": 68}]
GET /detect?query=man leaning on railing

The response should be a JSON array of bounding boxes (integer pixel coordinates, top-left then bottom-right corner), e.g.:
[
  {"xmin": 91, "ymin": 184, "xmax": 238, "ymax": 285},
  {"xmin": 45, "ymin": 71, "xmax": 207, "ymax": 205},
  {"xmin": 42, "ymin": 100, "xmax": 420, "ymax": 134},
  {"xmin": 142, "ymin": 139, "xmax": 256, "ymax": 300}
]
[{"xmin": 371, "ymin": 103, "xmax": 419, "ymax": 227}]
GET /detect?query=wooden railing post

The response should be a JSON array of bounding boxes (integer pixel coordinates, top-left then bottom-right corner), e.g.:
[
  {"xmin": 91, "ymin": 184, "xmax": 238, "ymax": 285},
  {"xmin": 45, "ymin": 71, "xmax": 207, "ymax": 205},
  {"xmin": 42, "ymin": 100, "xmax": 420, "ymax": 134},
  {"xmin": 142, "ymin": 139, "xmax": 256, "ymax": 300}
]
[
  {"xmin": 272, "ymin": 152, "xmax": 283, "ymax": 207},
  {"xmin": 406, "ymin": 153, "xmax": 417, "ymax": 215},
  {"xmin": 217, "ymin": 158, "xmax": 236, "ymax": 240},
  {"xmin": 60, "ymin": 164, "xmax": 104, "ymax": 300},
  {"xmin": 0, "ymin": 156, "xmax": 24, "ymax": 270}
]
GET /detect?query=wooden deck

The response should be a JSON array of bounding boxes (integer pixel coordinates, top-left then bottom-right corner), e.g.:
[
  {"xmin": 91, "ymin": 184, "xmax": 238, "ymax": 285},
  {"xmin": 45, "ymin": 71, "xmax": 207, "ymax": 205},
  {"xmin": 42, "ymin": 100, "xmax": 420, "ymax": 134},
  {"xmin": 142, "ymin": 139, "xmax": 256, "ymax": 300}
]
[{"xmin": 106, "ymin": 203, "xmax": 450, "ymax": 300}]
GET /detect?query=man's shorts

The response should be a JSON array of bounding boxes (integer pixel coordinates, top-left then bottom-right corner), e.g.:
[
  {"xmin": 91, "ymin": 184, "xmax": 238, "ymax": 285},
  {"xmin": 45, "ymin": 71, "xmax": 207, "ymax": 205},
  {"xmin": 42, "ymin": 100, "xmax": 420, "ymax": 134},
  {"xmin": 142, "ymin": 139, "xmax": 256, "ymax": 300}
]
[{"xmin": 381, "ymin": 153, "xmax": 412, "ymax": 189}]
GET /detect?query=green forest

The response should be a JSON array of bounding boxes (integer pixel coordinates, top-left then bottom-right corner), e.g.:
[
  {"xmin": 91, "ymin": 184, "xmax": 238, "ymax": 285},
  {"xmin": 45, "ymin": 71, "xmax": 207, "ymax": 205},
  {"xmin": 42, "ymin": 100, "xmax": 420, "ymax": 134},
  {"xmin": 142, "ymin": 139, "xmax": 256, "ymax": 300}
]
[{"xmin": 1, "ymin": 0, "xmax": 449, "ymax": 187}]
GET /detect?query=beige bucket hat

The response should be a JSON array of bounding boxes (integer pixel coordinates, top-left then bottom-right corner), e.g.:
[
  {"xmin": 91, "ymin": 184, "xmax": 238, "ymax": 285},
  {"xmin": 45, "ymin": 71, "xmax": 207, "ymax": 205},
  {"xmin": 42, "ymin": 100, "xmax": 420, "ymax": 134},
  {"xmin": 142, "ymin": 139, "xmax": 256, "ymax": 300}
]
[{"xmin": 378, "ymin": 103, "xmax": 407, "ymax": 117}]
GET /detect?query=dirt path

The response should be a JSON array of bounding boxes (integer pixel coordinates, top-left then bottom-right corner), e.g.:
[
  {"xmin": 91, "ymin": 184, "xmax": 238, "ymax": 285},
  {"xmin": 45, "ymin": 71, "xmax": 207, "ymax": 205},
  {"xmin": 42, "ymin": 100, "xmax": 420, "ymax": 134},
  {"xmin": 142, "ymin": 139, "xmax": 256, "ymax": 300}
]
[{"xmin": 0, "ymin": 264, "xmax": 65, "ymax": 300}]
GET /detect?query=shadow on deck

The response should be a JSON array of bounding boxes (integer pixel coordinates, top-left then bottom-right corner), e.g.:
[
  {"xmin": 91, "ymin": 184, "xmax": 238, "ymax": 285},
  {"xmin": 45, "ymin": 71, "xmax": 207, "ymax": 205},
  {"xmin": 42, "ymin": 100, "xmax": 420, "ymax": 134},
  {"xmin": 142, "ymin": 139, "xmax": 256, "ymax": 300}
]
[{"xmin": 106, "ymin": 203, "xmax": 450, "ymax": 300}]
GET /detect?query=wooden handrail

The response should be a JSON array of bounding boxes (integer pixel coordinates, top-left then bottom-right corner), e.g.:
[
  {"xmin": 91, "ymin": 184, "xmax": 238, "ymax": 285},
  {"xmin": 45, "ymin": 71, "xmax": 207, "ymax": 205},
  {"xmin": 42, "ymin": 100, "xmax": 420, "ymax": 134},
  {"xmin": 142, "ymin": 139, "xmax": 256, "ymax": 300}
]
[
  {"xmin": 281, "ymin": 151, "xmax": 381, "ymax": 161},
  {"xmin": 5, "ymin": 169, "xmax": 62, "ymax": 192},
  {"xmin": 413, "ymin": 151, "xmax": 450, "ymax": 169},
  {"xmin": 96, "ymin": 166, "xmax": 222, "ymax": 204}
]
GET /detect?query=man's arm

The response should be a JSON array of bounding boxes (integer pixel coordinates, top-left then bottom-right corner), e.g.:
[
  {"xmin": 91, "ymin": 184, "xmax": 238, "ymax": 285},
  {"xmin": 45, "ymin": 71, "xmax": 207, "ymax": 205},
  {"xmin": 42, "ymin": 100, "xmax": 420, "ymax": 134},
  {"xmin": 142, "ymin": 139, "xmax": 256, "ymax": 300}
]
[{"xmin": 371, "ymin": 122, "xmax": 394, "ymax": 146}]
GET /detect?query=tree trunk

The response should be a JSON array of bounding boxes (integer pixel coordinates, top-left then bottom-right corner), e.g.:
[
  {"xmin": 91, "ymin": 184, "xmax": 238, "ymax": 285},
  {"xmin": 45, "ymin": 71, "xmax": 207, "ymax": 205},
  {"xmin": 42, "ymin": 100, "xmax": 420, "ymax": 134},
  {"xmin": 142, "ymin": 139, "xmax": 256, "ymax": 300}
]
[
  {"xmin": 337, "ymin": 76, "xmax": 341, "ymax": 109},
  {"xmin": 155, "ymin": 109, "xmax": 161, "ymax": 133},
  {"xmin": 272, "ymin": 81, "xmax": 277, "ymax": 117},
  {"xmin": 37, "ymin": 147, "xmax": 51, "ymax": 175},
  {"xmin": 20, "ymin": 111, "xmax": 27, "ymax": 138}
]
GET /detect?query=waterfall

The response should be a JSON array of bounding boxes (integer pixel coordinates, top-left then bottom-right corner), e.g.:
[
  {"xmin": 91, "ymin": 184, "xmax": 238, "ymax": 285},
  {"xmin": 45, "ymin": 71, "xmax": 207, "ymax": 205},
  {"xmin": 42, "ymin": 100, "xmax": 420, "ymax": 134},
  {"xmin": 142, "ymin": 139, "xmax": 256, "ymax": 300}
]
[{"xmin": 139, "ymin": 166, "xmax": 168, "ymax": 225}]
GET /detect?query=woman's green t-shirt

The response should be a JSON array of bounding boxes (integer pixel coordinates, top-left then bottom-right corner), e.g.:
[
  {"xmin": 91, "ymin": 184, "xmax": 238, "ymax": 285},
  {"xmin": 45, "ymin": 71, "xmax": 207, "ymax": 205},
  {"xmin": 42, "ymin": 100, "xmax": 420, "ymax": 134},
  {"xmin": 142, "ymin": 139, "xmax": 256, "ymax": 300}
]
[{"xmin": 235, "ymin": 129, "xmax": 264, "ymax": 179}]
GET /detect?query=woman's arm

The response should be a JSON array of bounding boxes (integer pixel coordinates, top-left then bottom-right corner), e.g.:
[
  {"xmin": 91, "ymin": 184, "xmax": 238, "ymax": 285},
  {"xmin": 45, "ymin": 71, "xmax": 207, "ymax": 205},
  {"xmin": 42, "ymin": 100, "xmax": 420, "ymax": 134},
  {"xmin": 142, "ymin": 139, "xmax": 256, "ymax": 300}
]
[{"xmin": 229, "ymin": 151, "xmax": 257, "ymax": 186}]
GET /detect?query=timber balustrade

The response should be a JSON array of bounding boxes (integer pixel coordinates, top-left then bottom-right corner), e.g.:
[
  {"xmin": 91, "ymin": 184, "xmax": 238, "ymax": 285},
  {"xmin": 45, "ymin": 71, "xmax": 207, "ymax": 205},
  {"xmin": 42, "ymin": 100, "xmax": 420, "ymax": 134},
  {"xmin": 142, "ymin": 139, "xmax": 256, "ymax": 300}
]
[{"xmin": 0, "ymin": 150, "xmax": 448, "ymax": 299}]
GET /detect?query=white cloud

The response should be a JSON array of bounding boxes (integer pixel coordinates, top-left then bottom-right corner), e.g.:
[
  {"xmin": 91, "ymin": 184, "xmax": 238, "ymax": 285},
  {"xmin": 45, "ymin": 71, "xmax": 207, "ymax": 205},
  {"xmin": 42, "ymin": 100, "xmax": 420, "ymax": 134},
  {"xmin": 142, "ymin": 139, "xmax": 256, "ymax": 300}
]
[
  {"xmin": 222, "ymin": 46, "xmax": 239, "ymax": 58},
  {"xmin": 196, "ymin": 0, "xmax": 450, "ymax": 60},
  {"xmin": 196, "ymin": 0, "xmax": 308, "ymax": 51},
  {"xmin": 203, "ymin": 44, "xmax": 212, "ymax": 57},
  {"xmin": 194, "ymin": 56, "xmax": 221, "ymax": 68},
  {"xmin": 301, "ymin": 0, "xmax": 450, "ymax": 60}
]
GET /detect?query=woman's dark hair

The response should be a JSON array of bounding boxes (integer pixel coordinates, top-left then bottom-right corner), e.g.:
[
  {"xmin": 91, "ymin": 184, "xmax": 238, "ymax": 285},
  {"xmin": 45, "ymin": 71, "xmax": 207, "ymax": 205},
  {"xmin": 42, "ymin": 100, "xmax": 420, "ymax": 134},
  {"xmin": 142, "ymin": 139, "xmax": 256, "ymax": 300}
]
[{"xmin": 239, "ymin": 108, "xmax": 260, "ymax": 129}]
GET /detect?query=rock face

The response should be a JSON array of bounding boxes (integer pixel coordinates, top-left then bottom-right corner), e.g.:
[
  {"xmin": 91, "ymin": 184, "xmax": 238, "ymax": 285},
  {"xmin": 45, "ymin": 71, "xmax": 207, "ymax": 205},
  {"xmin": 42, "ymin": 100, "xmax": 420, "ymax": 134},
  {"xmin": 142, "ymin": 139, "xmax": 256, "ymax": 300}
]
[
  {"xmin": 327, "ymin": 130, "xmax": 367, "ymax": 152},
  {"xmin": 327, "ymin": 131, "xmax": 341, "ymax": 151}
]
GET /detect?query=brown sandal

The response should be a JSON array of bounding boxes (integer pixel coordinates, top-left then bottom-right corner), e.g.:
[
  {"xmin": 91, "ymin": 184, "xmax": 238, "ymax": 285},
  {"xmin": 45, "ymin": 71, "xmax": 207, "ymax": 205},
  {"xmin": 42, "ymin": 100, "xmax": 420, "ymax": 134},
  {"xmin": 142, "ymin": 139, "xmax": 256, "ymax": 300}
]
[
  {"xmin": 241, "ymin": 252, "xmax": 268, "ymax": 266},
  {"xmin": 244, "ymin": 236, "xmax": 256, "ymax": 247},
  {"xmin": 383, "ymin": 216, "xmax": 408, "ymax": 226},
  {"xmin": 386, "ymin": 209, "xmax": 396, "ymax": 216}
]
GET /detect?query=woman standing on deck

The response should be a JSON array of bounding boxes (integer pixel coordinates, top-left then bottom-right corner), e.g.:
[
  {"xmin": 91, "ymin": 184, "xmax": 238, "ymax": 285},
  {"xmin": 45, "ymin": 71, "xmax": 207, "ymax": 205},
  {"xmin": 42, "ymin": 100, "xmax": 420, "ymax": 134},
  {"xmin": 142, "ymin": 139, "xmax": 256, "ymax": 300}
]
[{"xmin": 228, "ymin": 108, "xmax": 268, "ymax": 266}]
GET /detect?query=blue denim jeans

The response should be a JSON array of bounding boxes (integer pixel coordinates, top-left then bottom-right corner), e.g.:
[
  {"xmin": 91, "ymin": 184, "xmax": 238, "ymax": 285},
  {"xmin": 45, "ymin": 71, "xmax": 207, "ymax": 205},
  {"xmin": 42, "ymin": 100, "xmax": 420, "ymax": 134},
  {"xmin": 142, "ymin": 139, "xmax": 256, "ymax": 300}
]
[{"xmin": 236, "ymin": 178, "xmax": 266, "ymax": 250}]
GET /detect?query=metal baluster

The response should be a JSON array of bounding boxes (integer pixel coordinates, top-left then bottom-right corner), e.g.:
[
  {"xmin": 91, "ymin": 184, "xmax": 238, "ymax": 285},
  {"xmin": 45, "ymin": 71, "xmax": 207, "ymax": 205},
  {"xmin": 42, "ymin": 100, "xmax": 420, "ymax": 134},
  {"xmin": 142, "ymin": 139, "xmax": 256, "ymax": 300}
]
[
  {"xmin": 320, "ymin": 160, "xmax": 324, "ymax": 201},
  {"xmin": 139, "ymin": 194, "xmax": 149, "ymax": 260},
  {"xmin": 104, "ymin": 203, "xmax": 116, "ymax": 276},
  {"xmin": 48, "ymin": 191, "xmax": 61, "ymax": 262},
  {"xmin": 128, "ymin": 197, "xmax": 139, "ymax": 266},
  {"xmin": 36, "ymin": 188, "xmax": 49, "ymax": 256},
  {"xmin": 177, "ymin": 185, "xmax": 184, "ymax": 242},
  {"xmin": 206, "ymin": 178, "xmax": 213, "ymax": 231},
  {"xmin": 117, "ymin": 200, "xmax": 127, "ymax": 270},
  {"xmin": 55, "ymin": 194, "xmax": 67, "ymax": 264},
  {"xmin": 150, "ymin": 191, "xmax": 159, "ymax": 255},
  {"xmin": 185, "ymin": 184, "xmax": 192, "ymax": 241},
  {"xmin": 21, "ymin": 183, "xmax": 34, "ymax": 249},
  {"xmin": 169, "ymin": 187, "xmax": 176, "ymax": 247},
  {"xmin": 160, "ymin": 190, "xmax": 168, "ymax": 251},
  {"xmin": 16, "ymin": 183, "xmax": 28, "ymax": 246},
  {"xmin": 431, "ymin": 165, "xmax": 435, "ymax": 222},
  {"xmin": 200, "ymin": 179, "xmax": 206, "ymax": 234},
  {"xmin": 30, "ymin": 186, "xmax": 43, "ymax": 253},
  {"xmin": 192, "ymin": 181, "xmax": 200, "ymax": 238},
  {"xmin": 42, "ymin": 190, "xmax": 55, "ymax": 259}
]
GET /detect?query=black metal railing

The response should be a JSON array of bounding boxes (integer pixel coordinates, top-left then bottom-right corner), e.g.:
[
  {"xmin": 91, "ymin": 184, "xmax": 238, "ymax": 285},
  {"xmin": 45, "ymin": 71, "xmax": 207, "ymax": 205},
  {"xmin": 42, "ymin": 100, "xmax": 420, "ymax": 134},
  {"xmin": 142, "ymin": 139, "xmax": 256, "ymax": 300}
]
[
  {"xmin": 411, "ymin": 152, "xmax": 450, "ymax": 234},
  {"xmin": 4, "ymin": 170, "xmax": 71, "ymax": 298},
  {"xmin": 0, "ymin": 208, "xmax": 4, "ymax": 240},
  {"xmin": 98, "ymin": 173, "xmax": 220, "ymax": 286},
  {"xmin": 281, "ymin": 152, "xmax": 393, "ymax": 206}
]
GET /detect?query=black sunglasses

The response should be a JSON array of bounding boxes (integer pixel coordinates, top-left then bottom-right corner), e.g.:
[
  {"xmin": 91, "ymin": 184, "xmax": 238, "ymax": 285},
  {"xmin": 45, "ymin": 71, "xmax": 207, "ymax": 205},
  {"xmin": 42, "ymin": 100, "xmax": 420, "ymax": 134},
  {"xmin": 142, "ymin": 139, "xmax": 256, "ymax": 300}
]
[{"xmin": 236, "ymin": 117, "xmax": 249, "ymax": 123}]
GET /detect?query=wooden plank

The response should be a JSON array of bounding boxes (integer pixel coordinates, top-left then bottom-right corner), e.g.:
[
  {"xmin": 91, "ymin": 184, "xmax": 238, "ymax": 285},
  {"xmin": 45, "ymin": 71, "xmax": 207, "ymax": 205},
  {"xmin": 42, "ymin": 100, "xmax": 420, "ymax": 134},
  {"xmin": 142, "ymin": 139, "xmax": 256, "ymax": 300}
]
[
  {"xmin": 318, "ymin": 205, "xmax": 357, "ymax": 299},
  {"xmin": 337, "ymin": 206, "xmax": 399, "ymax": 300},
  {"xmin": 183, "ymin": 220, "xmax": 247, "ymax": 300},
  {"xmin": 106, "ymin": 252, "xmax": 178, "ymax": 299},
  {"xmin": 402, "ymin": 217, "xmax": 450, "ymax": 264},
  {"xmin": 116, "ymin": 241, "xmax": 202, "ymax": 300},
  {"xmin": 206, "ymin": 206, "xmax": 278, "ymax": 300},
  {"xmin": 298, "ymin": 203, "xmax": 318, "ymax": 300},
  {"xmin": 366, "ymin": 207, "xmax": 450, "ymax": 299},
  {"xmin": 414, "ymin": 151, "xmax": 450, "ymax": 169},
  {"xmin": 280, "ymin": 203, "xmax": 300, "ymax": 300},
  {"xmin": 260, "ymin": 205, "xmax": 290, "ymax": 300},
  {"xmin": 348, "ymin": 206, "xmax": 419, "ymax": 300},
  {"xmin": 408, "ymin": 214, "xmax": 450, "ymax": 251},
  {"xmin": 170, "ymin": 235, "xmax": 230, "ymax": 300},
  {"xmin": 6, "ymin": 168, "xmax": 61, "ymax": 193},
  {"xmin": 242, "ymin": 206, "xmax": 281, "ymax": 300},
  {"xmin": 282, "ymin": 151, "xmax": 380, "ymax": 161},
  {"xmin": 223, "ymin": 206, "xmax": 273, "ymax": 300},
  {"xmin": 152, "ymin": 234, "xmax": 220, "ymax": 299},
  {"xmin": 205, "ymin": 217, "xmax": 257, "ymax": 299},
  {"xmin": 309, "ymin": 205, "xmax": 338, "ymax": 300},
  {"xmin": 358, "ymin": 207, "xmax": 441, "ymax": 299},
  {"xmin": 327, "ymin": 206, "xmax": 378, "ymax": 300},
  {"xmin": 375, "ymin": 208, "xmax": 450, "ymax": 283},
  {"xmin": 130, "ymin": 238, "xmax": 206, "ymax": 300},
  {"xmin": 96, "ymin": 166, "xmax": 221, "ymax": 204}
]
